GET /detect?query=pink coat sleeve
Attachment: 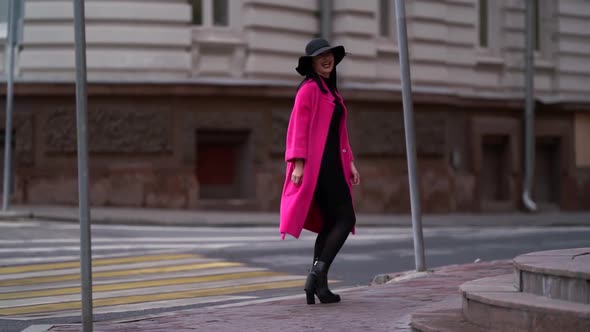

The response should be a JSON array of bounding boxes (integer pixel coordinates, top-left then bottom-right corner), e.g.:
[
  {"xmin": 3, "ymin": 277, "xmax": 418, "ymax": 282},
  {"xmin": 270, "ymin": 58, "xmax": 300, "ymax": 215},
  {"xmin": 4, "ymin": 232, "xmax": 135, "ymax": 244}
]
[{"xmin": 285, "ymin": 84, "xmax": 313, "ymax": 162}]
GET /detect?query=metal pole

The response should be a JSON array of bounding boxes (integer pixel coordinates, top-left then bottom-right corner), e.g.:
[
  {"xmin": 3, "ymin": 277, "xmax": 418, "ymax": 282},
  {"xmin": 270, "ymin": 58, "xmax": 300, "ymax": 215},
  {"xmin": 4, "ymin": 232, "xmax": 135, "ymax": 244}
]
[
  {"xmin": 394, "ymin": 0, "xmax": 426, "ymax": 272},
  {"xmin": 320, "ymin": 0, "xmax": 332, "ymax": 41},
  {"xmin": 73, "ymin": 0, "xmax": 93, "ymax": 330},
  {"xmin": 522, "ymin": 0, "xmax": 537, "ymax": 212},
  {"xmin": 2, "ymin": 0, "xmax": 17, "ymax": 211}
]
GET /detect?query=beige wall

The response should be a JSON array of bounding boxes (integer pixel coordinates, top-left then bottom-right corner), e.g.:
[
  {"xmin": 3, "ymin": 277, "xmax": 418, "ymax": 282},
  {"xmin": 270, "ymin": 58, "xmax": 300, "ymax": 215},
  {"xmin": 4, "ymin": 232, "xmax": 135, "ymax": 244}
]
[
  {"xmin": 19, "ymin": 0, "xmax": 192, "ymax": 80},
  {"xmin": 575, "ymin": 114, "xmax": 590, "ymax": 167},
  {"xmin": 555, "ymin": 1, "xmax": 590, "ymax": 98},
  {"xmin": 242, "ymin": 0, "xmax": 318, "ymax": 79},
  {"xmin": 13, "ymin": 0, "xmax": 590, "ymax": 100}
]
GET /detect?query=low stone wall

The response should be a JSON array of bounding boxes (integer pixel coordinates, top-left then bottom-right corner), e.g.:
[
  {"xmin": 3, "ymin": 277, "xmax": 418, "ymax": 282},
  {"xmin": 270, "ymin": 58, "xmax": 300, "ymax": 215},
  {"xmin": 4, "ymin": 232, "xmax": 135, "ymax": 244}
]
[{"xmin": 0, "ymin": 83, "xmax": 586, "ymax": 213}]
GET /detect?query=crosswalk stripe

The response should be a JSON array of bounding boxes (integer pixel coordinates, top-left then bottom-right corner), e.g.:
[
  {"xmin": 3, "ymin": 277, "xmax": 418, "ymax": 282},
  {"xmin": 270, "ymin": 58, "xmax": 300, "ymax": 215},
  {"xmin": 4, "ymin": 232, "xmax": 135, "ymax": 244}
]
[
  {"xmin": 9, "ymin": 296, "xmax": 258, "ymax": 320},
  {"xmin": 0, "ymin": 237, "xmax": 286, "ymax": 244},
  {"xmin": 0, "ymin": 225, "xmax": 329, "ymax": 319},
  {"xmin": 0, "ymin": 257, "xmax": 215, "ymax": 281},
  {"xmin": 0, "ymin": 275, "xmax": 303, "ymax": 308},
  {"xmin": 0, "ymin": 279, "xmax": 307, "ymax": 315},
  {"xmin": 0, "ymin": 221, "xmax": 40, "ymax": 228},
  {"xmin": 0, "ymin": 270, "xmax": 281, "ymax": 300},
  {"xmin": 0, "ymin": 254, "xmax": 200, "ymax": 274},
  {"xmin": 0, "ymin": 249, "xmax": 188, "ymax": 266},
  {"xmin": 0, "ymin": 262, "xmax": 243, "ymax": 286},
  {"xmin": 0, "ymin": 243, "xmax": 241, "ymax": 253},
  {"xmin": 0, "ymin": 266, "xmax": 267, "ymax": 293}
]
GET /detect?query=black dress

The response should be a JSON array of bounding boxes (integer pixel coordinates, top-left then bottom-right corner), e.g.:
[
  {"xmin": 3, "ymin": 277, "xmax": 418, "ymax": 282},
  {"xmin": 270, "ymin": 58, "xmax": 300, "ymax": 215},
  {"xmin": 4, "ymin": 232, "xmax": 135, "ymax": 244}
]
[{"xmin": 314, "ymin": 77, "xmax": 355, "ymax": 224}]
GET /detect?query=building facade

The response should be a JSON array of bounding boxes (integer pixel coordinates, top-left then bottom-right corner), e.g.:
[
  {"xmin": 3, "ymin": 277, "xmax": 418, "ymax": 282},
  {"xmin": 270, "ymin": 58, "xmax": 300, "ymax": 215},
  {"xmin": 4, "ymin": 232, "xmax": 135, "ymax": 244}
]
[{"xmin": 0, "ymin": 0, "xmax": 589, "ymax": 213}]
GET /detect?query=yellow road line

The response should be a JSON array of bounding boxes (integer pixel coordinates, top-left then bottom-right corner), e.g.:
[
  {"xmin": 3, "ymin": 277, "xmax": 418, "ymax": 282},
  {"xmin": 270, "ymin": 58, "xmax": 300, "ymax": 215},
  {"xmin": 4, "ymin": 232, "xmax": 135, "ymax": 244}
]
[
  {"xmin": 0, "ymin": 270, "xmax": 281, "ymax": 300},
  {"xmin": 0, "ymin": 279, "xmax": 308, "ymax": 315},
  {"xmin": 0, "ymin": 262, "xmax": 242, "ymax": 287},
  {"xmin": 0, "ymin": 254, "xmax": 200, "ymax": 274}
]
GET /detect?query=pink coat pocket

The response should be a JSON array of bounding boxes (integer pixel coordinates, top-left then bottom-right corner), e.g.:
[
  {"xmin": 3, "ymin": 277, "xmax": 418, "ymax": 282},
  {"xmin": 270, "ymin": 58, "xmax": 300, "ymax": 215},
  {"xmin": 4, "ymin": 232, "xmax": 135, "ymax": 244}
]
[
  {"xmin": 283, "ymin": 163, "xmax": 302, "ymax": 196},
  {"xmin": 284, "ymin": 181, "xmax": 301, "ymax": 196}
]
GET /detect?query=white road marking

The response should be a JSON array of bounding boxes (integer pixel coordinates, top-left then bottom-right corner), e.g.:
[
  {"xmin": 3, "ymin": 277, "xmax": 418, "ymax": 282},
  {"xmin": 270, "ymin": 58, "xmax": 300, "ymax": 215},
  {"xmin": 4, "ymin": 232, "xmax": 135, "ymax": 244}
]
[
  {"xmin": 0, "ymin": 243, "xmax": 241, "ymax": 254},
  {"xmin": 0, "ymin": 221, "xmax": 41, "ymax": 228},
  {"xmin": 0, "ymin": 257, "xmax": 216, "ymax": 280},
  {"xmin": 0, "ymin": 266, "xmax": 268, "ymax": 292},
  {"xmin": 0, "ymin": 233, "xmax": 408, "ymax": 245},
  {"xmin": 0, "ymin": 249, "xmax": 184, "ymax": 266}
]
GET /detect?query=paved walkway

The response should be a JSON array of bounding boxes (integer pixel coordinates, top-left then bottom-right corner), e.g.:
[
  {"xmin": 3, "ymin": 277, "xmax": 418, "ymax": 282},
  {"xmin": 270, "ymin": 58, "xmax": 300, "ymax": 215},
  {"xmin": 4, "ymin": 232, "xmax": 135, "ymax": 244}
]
[
  {"xmin": 42, "ymin": 260, "xmax": 512, "ymax": 332},
  {"xmin": 8, "ymin": 205, "xmax": 590, "ymax": 228}
]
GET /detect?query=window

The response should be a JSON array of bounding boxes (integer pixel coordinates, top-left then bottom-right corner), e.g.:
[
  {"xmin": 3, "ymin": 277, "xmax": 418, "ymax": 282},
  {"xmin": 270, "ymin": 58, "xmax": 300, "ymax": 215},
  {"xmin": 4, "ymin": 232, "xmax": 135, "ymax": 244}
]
[
  {"xmin": 477, "ymin": 0, "xmax": 502, "ymax": 55},
  {"xmin": 478, "ymin": 0, "xmax": 489, "ymax": 48},
  {"xmin": 192, "ymin": 0, "xmax": 202, "ymax": 25},
  {"xmin": 213, "ymin": 0, "xmax": 228, "ymax": 26},
  {"xmin": 196, "ymin": 130, "xmax": 251, "ymax": 199},
  {"xmin": 0, "ymin": 0, "xmax": 23, "ymax": 40},
  {"xmin": 378, "ymin": 0, "xmax": 396, "ymax": 39},
  {"xmin": 379, "ymin": 0, "xmax": 390, "ymax": 37},
  {"xmin": 533, "ymin": 0, "xmax": 540, "ymax": 51},
  {"xmin": 191, "ymin": 0, "xmax": 229, "ymax": 27}
]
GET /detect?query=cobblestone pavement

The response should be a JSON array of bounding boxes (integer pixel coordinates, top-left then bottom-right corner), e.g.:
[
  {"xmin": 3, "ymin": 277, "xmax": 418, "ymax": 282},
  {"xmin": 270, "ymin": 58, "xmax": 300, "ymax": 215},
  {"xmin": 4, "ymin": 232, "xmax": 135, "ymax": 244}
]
[{"xmin": 47, "ymin": 260, "xmax": 512, "ymax": 332}]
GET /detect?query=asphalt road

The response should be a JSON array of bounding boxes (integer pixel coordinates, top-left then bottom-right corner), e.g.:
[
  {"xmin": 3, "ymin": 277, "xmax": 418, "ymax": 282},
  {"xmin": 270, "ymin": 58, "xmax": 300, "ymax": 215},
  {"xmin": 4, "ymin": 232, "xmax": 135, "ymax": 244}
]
[{"xmin": 1, "ymin": 219, "xmax": 589, "ymax": 332}]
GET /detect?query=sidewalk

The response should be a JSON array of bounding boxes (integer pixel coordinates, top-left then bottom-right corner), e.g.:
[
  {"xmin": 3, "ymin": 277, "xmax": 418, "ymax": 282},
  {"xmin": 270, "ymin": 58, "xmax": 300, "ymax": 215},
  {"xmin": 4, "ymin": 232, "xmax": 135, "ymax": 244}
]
[
  {"xmin": 9, "ymin": 204, "xmax": 590, "ymax": 228},
  {"xmin": 40, "ymin": 260, "xmax": 512, "ymax": 332}
]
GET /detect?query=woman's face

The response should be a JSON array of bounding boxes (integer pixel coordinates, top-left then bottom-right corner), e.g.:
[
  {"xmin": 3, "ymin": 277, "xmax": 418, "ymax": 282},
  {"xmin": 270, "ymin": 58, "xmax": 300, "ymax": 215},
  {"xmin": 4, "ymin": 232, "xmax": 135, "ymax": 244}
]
[{"xmin": 312, "ymin": 51, "xmax": 334, "ymax": 78}]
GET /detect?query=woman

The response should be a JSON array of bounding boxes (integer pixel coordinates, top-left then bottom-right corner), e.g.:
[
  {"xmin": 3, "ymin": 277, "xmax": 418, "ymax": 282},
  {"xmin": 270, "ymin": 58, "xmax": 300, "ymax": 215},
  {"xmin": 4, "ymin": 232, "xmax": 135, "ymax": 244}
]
[{"xmin": 279, "ymin": 38, "xmax": 360, "ymax": 305}]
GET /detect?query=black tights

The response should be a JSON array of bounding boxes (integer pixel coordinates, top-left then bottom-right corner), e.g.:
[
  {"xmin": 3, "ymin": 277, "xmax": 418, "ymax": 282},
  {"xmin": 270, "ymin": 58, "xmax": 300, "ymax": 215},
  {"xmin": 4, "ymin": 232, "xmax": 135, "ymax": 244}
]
[{"xmin": 313, "ymin": 204, "xmax": 356, "ymax": 269}]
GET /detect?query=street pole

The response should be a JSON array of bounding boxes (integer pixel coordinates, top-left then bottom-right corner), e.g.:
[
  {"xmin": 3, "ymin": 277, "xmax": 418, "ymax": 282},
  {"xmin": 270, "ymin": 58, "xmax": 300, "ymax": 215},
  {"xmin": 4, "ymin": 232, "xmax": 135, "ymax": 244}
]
[
  {"xmin": 73, "ymin": 0, "xmax": 93, "ymax": 330},
  {"xmin": 522, "ymin": 0, "xmax": 537, "ymax": 212},
  {"xmin": 2, "ymin": 0, "xmax": 18, "ymax": 211},
  {"xmin": 394, "ymin": 0, "xmax": 426, "ymax": 272}
]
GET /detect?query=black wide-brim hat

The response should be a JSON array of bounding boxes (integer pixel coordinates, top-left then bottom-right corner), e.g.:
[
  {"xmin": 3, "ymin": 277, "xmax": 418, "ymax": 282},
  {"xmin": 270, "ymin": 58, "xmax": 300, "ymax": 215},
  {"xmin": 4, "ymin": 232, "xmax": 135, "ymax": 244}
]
[{"xmin": 296, "ymin": 38, "xmax": 346, "ymax": 76}]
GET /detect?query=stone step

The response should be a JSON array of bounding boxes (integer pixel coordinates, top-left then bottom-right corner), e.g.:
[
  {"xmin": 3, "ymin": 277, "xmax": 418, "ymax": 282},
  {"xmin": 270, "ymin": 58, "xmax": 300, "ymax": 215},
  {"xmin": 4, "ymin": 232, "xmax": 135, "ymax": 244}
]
[
  {"xmin": 411, "ymin": 308, "xmax": 487, "ymax": 332},
  {"xmin": 513, "ymin": 248, "xmax": 590, "ymax": 304},
  {"xmin": 461, "ymin": 274, "xmax": 590, "ymax": 332},
  {"xmin": 411, "ymin": 296, "xmax": 488, "ymax": 332}
]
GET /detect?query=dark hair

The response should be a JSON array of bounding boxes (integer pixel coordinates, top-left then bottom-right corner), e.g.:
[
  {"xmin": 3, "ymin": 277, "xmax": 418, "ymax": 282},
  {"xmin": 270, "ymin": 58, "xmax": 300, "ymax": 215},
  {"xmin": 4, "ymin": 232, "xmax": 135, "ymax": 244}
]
[{"xmin": 296, "ymin": 67, "xmax": 338, "ymax": 94}]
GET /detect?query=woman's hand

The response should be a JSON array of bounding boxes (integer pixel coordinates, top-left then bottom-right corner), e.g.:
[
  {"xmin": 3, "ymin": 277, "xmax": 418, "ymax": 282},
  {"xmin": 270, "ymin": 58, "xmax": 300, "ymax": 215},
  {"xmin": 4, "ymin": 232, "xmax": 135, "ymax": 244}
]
[
  {"xmin": 350, "ymin": 161, "xmax": 360, "ymax": 185},
  {"xmin": 291, "ymin": 160, "xmax": 304, "ymax": 186}
]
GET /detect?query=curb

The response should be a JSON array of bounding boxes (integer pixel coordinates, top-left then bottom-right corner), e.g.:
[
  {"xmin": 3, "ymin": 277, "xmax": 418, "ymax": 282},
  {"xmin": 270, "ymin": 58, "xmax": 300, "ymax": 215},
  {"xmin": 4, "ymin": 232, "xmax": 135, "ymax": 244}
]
[
  {"xmin": 372, "ymin": 270, "xmax": 434, "ymax": 285},
  {"xmin": 21, "ymin": 325, "xmax": 54, "ymax": 332},
  {"xmin": 0, "ymin": 210, "xmax": 32, "ymax": 220}
]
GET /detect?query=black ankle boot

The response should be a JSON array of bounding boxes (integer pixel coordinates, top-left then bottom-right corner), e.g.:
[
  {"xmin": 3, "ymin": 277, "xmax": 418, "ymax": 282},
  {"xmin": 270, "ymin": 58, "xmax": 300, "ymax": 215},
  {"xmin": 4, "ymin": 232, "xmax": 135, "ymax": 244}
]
[
  {"xmin": 309, "ymin": 258, "xmax": 318, "ymax": 272},
  {"xmin": 304, "ymin": 261, "xmax": 341, "ymax": 304}
]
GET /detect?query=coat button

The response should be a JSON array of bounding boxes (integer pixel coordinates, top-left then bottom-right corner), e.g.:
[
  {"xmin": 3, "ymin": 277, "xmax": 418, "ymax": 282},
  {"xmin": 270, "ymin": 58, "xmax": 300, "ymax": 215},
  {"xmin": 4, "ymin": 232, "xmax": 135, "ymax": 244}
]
[{"xmin": 342, "ymin": 149, "xmax": 347, "ymax": 153}]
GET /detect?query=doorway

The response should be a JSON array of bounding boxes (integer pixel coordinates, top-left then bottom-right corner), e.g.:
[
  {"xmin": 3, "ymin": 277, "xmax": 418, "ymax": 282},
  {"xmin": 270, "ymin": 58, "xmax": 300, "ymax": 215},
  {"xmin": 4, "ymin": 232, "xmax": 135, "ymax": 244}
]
[
  {"xmin": 0, "ymin": 130, "xmax": 16, "ymax": 195},
  {"xmin": 533, "ymin": 137, "xmax": 560, "ymax": 210},
  {"xmin": 480, "ymin": 135, "xmax": 512, "ymax": 210}
]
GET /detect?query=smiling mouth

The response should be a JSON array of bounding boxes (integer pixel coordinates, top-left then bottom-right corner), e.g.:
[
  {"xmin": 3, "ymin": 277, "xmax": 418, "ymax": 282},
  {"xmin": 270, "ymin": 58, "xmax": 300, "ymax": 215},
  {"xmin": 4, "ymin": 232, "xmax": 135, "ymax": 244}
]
[{"xmin": 321, "ymin": 62, "xmax": 332, "ymax": 69}]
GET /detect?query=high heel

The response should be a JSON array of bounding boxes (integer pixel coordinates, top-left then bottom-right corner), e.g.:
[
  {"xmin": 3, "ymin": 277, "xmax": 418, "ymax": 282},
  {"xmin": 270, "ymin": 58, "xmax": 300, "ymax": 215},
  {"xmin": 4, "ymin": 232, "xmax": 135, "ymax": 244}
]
[
  {"xmin": 304, "ymin": 260, "xmax": 340, "ymax": 304},
  {"xmin": 304, "ymin": 273, "xmax": 316, "ymax": 304},
  {"xmin": 305, "ymin": 290, "xmax": 316, "ymax": 304}
]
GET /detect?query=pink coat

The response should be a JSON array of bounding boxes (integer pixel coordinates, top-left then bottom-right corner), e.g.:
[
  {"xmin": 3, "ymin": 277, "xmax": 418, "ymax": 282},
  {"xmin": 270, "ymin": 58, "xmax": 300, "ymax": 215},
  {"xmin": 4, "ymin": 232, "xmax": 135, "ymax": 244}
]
[{"xmin": 279, "ymin": 79, "xmax": 355, "ymax": 239}]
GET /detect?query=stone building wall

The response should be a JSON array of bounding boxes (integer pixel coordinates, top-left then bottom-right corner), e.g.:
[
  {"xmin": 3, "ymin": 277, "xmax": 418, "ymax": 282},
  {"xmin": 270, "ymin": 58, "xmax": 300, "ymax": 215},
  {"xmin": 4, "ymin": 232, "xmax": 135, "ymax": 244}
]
[{"xmin": 0, "ymin": 1, "xmax": 587, "ymax": 213}]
